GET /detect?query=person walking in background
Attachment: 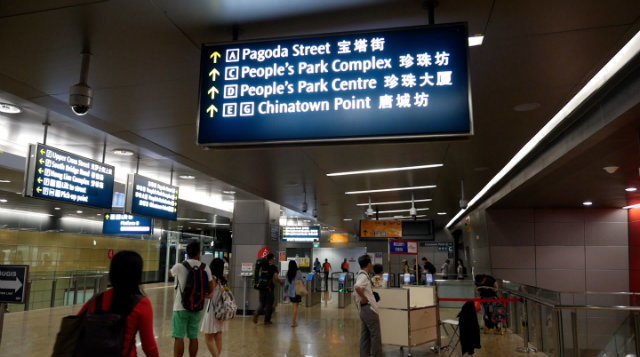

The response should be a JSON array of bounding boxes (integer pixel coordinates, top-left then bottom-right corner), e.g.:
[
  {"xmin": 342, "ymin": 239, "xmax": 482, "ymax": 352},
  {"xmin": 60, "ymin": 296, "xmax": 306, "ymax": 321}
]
[
  {"xmin": 441, "ymin": 259, "xmax": 450, "ymax": 279},
  {"xmin": 313, "ymin": 258, "xmax": 321, "ymax": 274},
  {"xmin": 341, "ymin": 258, "xmax": 350, "ymax": 273},
  {"xmin": 371, "ymin": 263, "xmax": 386, "ymax": 288},
  {"xmin": 78, "ymin": 250, "xmax": 159, "ymax": 357},
  {"xmin": 200, "ymin": 258, "xmax": 228, "ymax": 357},
  {"xmin": 253, "ymin": 253, "xmax": 282, "ymax": 325},
  {"xmin": 284, "ymin": 260, "xmax": 304, "ymax": 327},
  {"xmin": 422, "ymin": 257, "xmax": 436, "ymax": 275},
  {"xmin": 170, "ymin": 242, "xmax": 213, "ymax": 357},
  {"xmin": 222, "ymin": 257, "xmax": 229, "ymax": 281},
  {"xmin": 456, "ymin": 259, "xmax": 466, "ymax": 280},
  {"xmin": 322, "ymin": 258, "xmax": 332, "ymax": 290},
  {"xmin": 401, "ymin": 259, "xmax": 410, "ymax": 274},
  {"xmin": 354, "ymin": 254, "xmax": 382, "ymax": 357}
]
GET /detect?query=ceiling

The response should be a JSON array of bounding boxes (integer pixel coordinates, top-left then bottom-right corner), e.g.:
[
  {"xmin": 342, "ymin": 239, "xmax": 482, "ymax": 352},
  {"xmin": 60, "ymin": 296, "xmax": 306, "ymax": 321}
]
[{"xmin": 0, "ymin": 0, "xmax": 639, "ymax": 233}]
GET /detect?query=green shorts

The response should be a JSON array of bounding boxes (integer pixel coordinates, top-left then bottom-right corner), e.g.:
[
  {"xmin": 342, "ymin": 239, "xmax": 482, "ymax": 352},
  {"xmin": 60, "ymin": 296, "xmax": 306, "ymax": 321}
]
[{"xmin": 172, "ymin": 310, "xmax": 202, "ymax": 339}]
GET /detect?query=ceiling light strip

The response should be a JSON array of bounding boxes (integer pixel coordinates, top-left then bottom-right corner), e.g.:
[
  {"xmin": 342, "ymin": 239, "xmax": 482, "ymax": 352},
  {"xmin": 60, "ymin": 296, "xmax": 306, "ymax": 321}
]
[
  {"xmin": 328, "ymin": 164, "xmax": 442, "ymax": 177},
  {"xmin": 346, "ymin": 185, "xmax": 436, "ymax": 195},
  {"xmin": 356, "ymin": 199, "xmax": 432, "ymax": 206},
  {"xmin": 447, "ymin": 29, "xmax": 640, "ymax": 228},
  {"xmin": 377, "ymin": 208, "xmax": 429, "ymax": 214},
  {"xmin": 623, "ymin": 203, "xmax": 640, "ymax": 210}
]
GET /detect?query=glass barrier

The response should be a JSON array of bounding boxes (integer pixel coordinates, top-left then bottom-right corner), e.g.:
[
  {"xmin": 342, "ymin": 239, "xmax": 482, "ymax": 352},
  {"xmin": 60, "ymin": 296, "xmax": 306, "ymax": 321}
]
[{"xmin": 499, "ymin": 279, "xmax": 640, "ymax": 357}]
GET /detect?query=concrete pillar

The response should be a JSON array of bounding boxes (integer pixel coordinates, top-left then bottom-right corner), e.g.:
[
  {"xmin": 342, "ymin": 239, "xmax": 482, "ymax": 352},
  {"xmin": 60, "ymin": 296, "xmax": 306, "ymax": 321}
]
[{"xmin": 230, "ymin": 199, "xmax": 280, "ymax": 314}]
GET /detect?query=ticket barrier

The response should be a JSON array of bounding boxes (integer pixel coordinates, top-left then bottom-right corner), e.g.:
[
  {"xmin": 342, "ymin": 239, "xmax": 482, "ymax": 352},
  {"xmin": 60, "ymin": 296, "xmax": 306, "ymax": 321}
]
[
  {"xmin": 331, "ymin": 272, "xmax": 354, "ymax": 292},
  {"xmin": 337, "ymin": 273, "xmax": 352, "ymax": 308},
  {"xmin": 305, "ymin": 273, "xmax": 321, "ymax": 307}
]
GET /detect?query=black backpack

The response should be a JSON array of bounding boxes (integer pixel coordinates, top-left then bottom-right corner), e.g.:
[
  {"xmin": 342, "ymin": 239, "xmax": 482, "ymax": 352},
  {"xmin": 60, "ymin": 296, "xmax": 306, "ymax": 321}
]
[
  {"xmin": 178, "ymin": 261, "xmax": 209, "ymax": 312},
  {"xmin": 253, "ymin": 258, "xmax": 271, "ymax": 290},
  {"xmin": 52, "ymin": 292, "xmax": 142, "ymax": 357}
]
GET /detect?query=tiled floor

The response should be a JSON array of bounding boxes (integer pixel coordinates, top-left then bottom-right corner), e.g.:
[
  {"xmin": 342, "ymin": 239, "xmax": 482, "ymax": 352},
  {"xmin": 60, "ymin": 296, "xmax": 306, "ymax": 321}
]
[{"xmin": 0, "ymin": 283, "xmax": 547, "ymax": 357}]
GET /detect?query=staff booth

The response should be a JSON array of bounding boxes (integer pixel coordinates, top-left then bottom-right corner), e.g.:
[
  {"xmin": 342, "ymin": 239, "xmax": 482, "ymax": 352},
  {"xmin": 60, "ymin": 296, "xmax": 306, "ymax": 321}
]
[{"xmin": 375, "ymin": 285, "xmax": 438, "ymax": 356}]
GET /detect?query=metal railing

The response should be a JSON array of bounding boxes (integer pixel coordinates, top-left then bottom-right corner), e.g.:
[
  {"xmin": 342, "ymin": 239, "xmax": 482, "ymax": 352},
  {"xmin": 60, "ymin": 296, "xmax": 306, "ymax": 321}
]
[
  {"xmin": 500, "ymin": 280, "xmax": 640, "ymax": 357},
  {"xmin": 19, "ymin": 272, "xmax": 108, "ymax": 311}
]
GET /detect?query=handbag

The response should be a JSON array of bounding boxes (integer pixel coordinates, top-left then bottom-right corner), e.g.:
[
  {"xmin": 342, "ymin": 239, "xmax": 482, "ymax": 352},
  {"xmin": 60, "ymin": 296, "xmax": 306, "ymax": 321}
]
[{"xmin": 295, "ymin": 280, "xmax": 308, "ymax": 297}]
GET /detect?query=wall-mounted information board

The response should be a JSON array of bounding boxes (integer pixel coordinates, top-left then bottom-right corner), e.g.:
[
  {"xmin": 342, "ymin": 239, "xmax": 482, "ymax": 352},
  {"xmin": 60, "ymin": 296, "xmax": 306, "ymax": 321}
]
[
  {"xmin": 360, "ymin": 220, "xmax": 402, "ymax": 238},
  {"xmin": 103, "ymin": 213, "xmax": 152, "ymax": 234},
  {"xmin": 198, "ymin": 23, "xmax": 471, "ymax": 146},
  {"xmin": 125, "ymin": 174, "xmax": 178, "ymax": 221},
  {"xmin": 24, "ymin": 144, "xmax": 114, "ymax": 208},
  {"xmin": 282, "ymin": 225, "xmax": 320, "ymax": 242}
]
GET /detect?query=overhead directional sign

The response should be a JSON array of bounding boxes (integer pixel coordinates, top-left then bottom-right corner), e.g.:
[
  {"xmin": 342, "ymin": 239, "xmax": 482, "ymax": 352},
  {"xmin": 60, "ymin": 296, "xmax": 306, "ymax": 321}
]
[
  {"xmin": 0, "ymin": 265, "xmax": 28, "ymax": 303},
  {"xmin": 198, "ymin": 23, "xmax": 472, "ymax": 146},
  {"xmin": 389, "ymin": 239, "xmax": 418, "ymax": 255},
  {"xmin": 103, "ymin": 213, "xmax": 153, "ymax": 234},
  {"xmin": 282, "ymin": 225, "xmax": 320, "ymax": 242},
  {"xmin": 24, "ymin": 144, "xmax": 115, "ymax": 208},
  {"xmin": 125, "ymin": 174, "xmax": 179, "ymax": 221}
]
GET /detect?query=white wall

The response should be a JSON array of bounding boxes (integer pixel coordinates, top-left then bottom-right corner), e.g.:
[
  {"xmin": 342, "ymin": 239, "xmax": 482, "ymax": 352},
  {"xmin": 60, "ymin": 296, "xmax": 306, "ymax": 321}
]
[{"xmin": 312, "ymin": 247, "xmax": 366, "ymax": 273}]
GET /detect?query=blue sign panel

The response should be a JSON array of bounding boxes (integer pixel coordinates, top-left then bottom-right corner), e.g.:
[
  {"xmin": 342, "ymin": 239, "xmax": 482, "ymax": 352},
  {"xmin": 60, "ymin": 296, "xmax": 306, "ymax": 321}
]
[
  {"xmin": 0, "ymin": 265, "xmax": 28, "ymax": 303},
  {"xmin": 24, "ymin": 144, "xmax": 115, "ymax": 209},
  {"xmin": 103, "ymin": 213, "xmax": 152, "ymax": 234},
  {"xmin": 125, "ymin": 174, "xmax": 179, "ymax": 221},
  {"xmin": 282, "ymin": 225, "xmax": 320, "ymax": 242},
  {"xmin": 389, "ymin": 239, "xmax": 418, "ymax": 255},
  {"xmin": 198, "ymin": 23, "xmax": 471, "ymax": 146}
]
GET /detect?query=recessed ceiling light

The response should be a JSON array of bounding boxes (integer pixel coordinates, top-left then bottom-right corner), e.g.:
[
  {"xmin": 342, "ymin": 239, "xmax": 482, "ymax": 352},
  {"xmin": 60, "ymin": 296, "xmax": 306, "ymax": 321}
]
[
  {"xmin": 54, "ymin": 207, "xmax": 61, "ymax": 210},
  {"xmin": 513, "ymin": 103, "xmax": 540, "ymax": 112},
  {"xmin": 112, "ymin": 148, "xmax": 135, "ymax": 156},
  {"xmin": 468, "ymin": 35, "xmax": 484, "ymax": 47},
  {"xmin": 179, "ymin": 175, "xmax": 195, "ymax": 180},
  {"xmin": 223, "ymin": 190, "xmax": 236, "ymax": 194},
  {"xmin": 343, "ymin": 218, "xmax": 353, "ymax": 221},
  {"xmin": 76, "ymin": 210, "xmax": 83, "ymax": 214},
  {"xmin": 625, "ymin": 187, "xmax": 637, "ymax": 192},
  {"xmin": 0, "ymin": 199, "xmax": 7, "ymax": 203},
  {"xmin": 623, "ymin": 203, "xmax": 640, "ymax": 209},
  {"xmin": 583, "ymin": 201, "xmax": 593, "ymax": 206},
  {"xmin": 376, "ymin": 215, "xmax": 427, "ymax": 220},
  {"xmin": 96, "ymin": 213, "xmax": 102, "ymax": 216},
  {"xmin": 0, "ymin": 103, "xmax": 22, "ymax": 114},
  {"xmin": 603, "ymin": 166, "xmax": 619, "ymax": 174},
  {"xmin": 356, "ymin": 198, "xmax": 432, "ymax": 206},
  {"xmin": 346, "ymin": 185, "xmax": 436, "ymax": 195},
  {"xmin": 328, "ymin": 164, "xmax": 442, "ymax": 177},
  {"xmin": 0, "ymin": 179, "xmax": 11, "ymax": 183},
  {"xmin": 378, "ymin": 208, "xmax": 429, "ymax": 214},
  {"xmin": 437, "ymin": 212, "xmax": 447, "ymax": 215}
]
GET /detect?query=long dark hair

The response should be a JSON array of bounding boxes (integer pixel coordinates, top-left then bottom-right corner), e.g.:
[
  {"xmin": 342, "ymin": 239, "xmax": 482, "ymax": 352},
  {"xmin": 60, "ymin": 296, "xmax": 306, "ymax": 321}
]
[
  {"xmin": 211, "ymin": 258, "xmax": 226, "ymax": 285},
  {"xmin": 287, "ymin": 260, "xmax": 298, "ymax": 283},
  {"xmin": 109, "ymin": 250, "xmax": 143, "ymax": 313}
]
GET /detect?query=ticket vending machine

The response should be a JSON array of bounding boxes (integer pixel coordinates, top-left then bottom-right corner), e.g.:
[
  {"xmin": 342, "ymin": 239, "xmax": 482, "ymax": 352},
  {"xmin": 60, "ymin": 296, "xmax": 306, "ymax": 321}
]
[{"xmin": 337, "ymin": 273, "xmax": 351, "ymax": 308}]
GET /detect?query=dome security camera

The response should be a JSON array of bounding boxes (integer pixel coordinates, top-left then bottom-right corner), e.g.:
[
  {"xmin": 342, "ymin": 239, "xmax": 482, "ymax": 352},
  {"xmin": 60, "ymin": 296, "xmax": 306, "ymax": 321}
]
[{"xmin": 69, "ymin": 83, "xmax": 93, "ymax": 116}]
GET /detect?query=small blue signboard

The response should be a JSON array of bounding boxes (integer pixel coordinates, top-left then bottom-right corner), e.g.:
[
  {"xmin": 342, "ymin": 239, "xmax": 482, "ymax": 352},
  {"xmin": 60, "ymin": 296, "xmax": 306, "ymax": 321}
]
[
  {"xmin": 198, "ymin": 23, "xmax": 472, "ymax": 146},
  {"xmin": 103, "ymin": 213, "xmax": 152, "ymax": 234},
  {"xmin": 389, "ymin": 239, "xmax": 418, "ymax": 255},
  {"xmin": 0, "ymin": 265, "xmax": 28, "ymax": 303},
  {"xmin": 125, "ymin": 174, "xmax": 179, "ymax": 221},
  {"xmin": 24, "ymin": 144, "xmax": 115, "ymax": 209}
]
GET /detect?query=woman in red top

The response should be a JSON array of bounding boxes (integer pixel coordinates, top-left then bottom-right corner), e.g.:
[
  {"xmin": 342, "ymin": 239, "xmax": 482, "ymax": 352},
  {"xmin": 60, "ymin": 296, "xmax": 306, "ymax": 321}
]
[{"xmin": 78, "ymin": 250, "xmax": 159, "ymax": 357}]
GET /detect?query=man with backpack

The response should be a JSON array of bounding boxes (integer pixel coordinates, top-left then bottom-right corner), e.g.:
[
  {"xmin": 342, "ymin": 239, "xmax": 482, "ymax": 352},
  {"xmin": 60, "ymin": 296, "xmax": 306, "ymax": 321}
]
[
  {"xmin": 170, "ymin": 241, "xmax": 213, "ymax": 357},
  {"xmin": 252, "ymin": 253, "xmax": 282, "ymax": 325}
]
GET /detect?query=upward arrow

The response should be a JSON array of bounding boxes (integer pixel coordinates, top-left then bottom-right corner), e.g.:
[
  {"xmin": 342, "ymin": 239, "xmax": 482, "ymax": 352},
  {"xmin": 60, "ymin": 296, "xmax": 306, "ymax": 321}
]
[
  {"xmin": 206, "ymin": 105, "xmax": 218, "ymax": 118},
  {"xmin": 207, "ymin": 86, "xmax": 219, "ymax": 100},
  {"xmin": 210, "ymin": 51, "xmax": 221, "ymax": 64},
  {"xmin": 105, "ymin": 214, "xmax": 110, "ymax": 220},
  {"xmin": 0, "ymin": 277, "xmax": 22, "ymax": 292},
  {"xmin": 209, "ymin": 68, "xmax": 220, "ymax": 81}
]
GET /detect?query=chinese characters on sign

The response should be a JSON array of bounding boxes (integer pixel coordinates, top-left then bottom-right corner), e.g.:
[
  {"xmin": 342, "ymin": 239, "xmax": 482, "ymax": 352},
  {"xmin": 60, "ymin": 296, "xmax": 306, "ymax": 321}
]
[
  {"xmin": 25, "ymin": 144, "xmax": 115, "ymax": 208},
  {"xmin": 198, "ymin": 24, "xmax": 471, "ymax": 145},
  {"xmin": 125, "ymin": 174, "xmax": 179, "ymax": 221}
]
